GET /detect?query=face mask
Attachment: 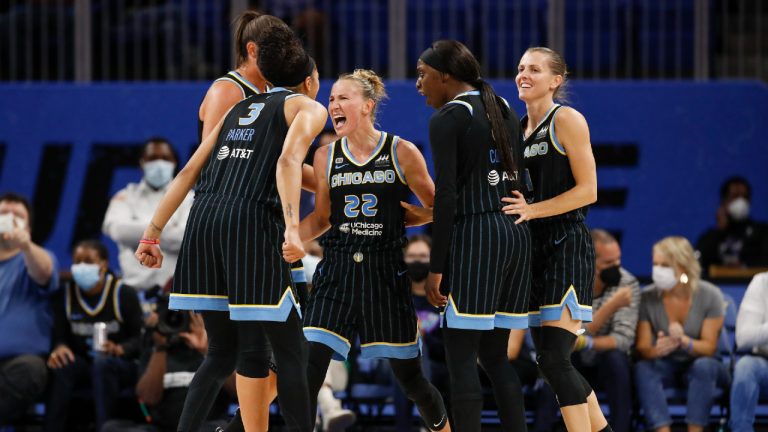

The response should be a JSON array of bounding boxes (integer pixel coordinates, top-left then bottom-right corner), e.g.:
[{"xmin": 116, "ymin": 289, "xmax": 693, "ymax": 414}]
[
  {"xmin": 727, "ymin": 197, "xmax": 750, "ymax": 222},
  {"xmin": 652, "ymin": 265, "xmax": 678, "ymax": 291},
  {"xmin": 143, "ymin": 160, "xmax": 175, "ymax": 189},
  {"xmin": 71, "ymin": 263, "xmax": 102, "ymax": 291},
  {"xmin": 598, "ymin": 265, "xmax": 621, "ymax": 287},
  {"xmin": 407, "ymin": 262, "xmax": 430, "ymax": 282}
]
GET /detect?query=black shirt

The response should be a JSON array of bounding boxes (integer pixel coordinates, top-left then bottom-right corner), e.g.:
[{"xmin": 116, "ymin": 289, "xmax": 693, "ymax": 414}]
[
  {"xmin": 521, "ymin": 104, "xmax": 587, "ymax": 223},
  {"xmin": 428, "ymin": 90, "xmax": 522, "ymax": 273},
  {"xmin": 52, "ymin": 274, "xmax": 143, "ymax": 359}
]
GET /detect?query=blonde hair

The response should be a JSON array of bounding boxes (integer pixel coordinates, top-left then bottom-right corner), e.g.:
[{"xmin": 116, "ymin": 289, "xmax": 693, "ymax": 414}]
[
  {"xmin": 653, "ymin": 236, "xmax": 701, "ymax": 292},
  {"xmin": 524, "ymin": 47, "xmax": 569, "ymax": 103},
  {"xmin": 338, "ymin": 69, "xmax": 388, "ymax": 123}
]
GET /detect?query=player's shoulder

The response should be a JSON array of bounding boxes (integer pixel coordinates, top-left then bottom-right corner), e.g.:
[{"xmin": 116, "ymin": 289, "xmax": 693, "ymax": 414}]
[
  {"xmin": 553, "ymin": 105, "xmax": 587, "ymax": 126},
  {"xmin": 205, "ymin": 78, "xmax": 246, "ymax": 105}
]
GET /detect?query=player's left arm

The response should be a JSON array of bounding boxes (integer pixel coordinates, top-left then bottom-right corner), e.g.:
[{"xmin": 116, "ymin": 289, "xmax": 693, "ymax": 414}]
[
  {"xmin": 502, "ymin": 107, "xmax": 597, "ymax": 222},
  {"xmin": 302, "ymin": 163, "xmax": 317, "ymax": 192},
  {"xmin": 278, "ymin": 97, "xmax": 328, "ymax": 262}
]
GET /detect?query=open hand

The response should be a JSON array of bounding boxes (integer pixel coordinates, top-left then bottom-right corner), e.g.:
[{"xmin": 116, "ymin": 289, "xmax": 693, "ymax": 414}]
[
  {"xmin": 501, "ymin": 191, "xmax": 535, "ymax": 224},
  {"xmin": 48, "ymin": 345, "xmax": 75, "ymax": 369},
  {"xmin": 401, "ymin": 201, "xmax": 433, "ymax": 227},
  {"xmin": 425, "ymin": 272, "xmax": 447, "ymax": 308}
]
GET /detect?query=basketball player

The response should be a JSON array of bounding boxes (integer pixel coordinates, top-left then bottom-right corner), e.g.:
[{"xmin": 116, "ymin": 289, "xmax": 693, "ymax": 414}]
[
  {"xmin": 502, "ymin": 47, "xmax": 610, "ymax": 432},
  {"xmin": 195, "ymin": 12, "xmax": 301, "ymax": 432},
  {"xmin": 416, "ymin": 40, "xmax": 531, "ymax": 432},
  {"xmin": 135, "ymin": 24, "xmax": 327, "ymax": 432},
  {"xmin": 286, "ymin": 69, "xmax": 450, "ymax": 432}
]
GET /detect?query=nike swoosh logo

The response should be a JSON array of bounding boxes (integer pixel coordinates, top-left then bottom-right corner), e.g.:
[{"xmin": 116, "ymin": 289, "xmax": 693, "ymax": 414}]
[
  {"xmin": 335, "ymin": 164, "xmax": 348, "ymax": 169},
  {"xmin": 397, "ymin": 270, "xmax": 408, "ymax": 276},
  {"xmin": 433, "ymin": 415, "xmax": 447, "ymax": 429},
  {"xmin": 554, "ymin": 235, "xmax": 567, "ymax": 245}
]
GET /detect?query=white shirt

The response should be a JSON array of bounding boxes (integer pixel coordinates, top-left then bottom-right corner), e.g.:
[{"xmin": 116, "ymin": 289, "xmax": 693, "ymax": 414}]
[
  {"xmin": 735, "ymin": 272, "xmax": 768, "ymax": 357},
  {"xmin": 102, "ymin": 180, "xmax": 193, "ymax": 291}
]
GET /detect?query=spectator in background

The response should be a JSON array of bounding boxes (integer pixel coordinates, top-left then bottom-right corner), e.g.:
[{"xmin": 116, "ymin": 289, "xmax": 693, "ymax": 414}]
[
  {"xmin": 0, "ymin": 193, "xmax": 59, "ymax": 423},
  {"xmin": 634, "ymin": 236, "xmax": 729, "ymax": 432},
  {"xmin": 570, "ymin": 229, "xmax": 639, "ymax": 432},
  {"xmin": 102, "ymin": 137, "xmax": 192, "ymax": 292},
  {"xmin": 697, "ymin": 176, "xmax": 768, "ymax": 275},
  {"xmin": 730, "ymin": 271, "xmax": 768, "ymax": 432},
  {"xmin": 45, "ymin": 239, "xmax": 143, "ymax": 432},
  {"xmin": 103, "ymin": 306, "xmax": 232, "ymax": 432}
]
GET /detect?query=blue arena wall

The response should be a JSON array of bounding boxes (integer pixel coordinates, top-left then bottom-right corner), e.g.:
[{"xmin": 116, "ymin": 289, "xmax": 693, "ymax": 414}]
[{"xmin": 0, "ymin": 80, "xmax": 766, "ymax": 276}]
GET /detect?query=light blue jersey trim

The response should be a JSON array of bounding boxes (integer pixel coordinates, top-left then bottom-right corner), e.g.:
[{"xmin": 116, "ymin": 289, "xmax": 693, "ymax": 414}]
[
  {"xmin": 326, "ymin": 142, "xmax": 336, "ymax": 185},
  {"xmin": 228, "ymin": 288, "xmax": 302, "ymax": 321},
  {"xmin": 360, "ymin": 338, "xmax": 422, "ymax": 360},
  {"xmin": 494, "ymin": 312, "xmax": 529, "ymax": 329},
  {"xmin": 528, "ymin": 289, "xmax": 593, "ymax": 327},
  {"xmin": 549, "ymin": 107, "xmax": 566, "ymax": 155},
  {"xmin": 391, "ymin": 135, "xmax": 407, "ymax": 184},
  {"xmin": 455, "ymin": 90, "xmax": 480, "ymax": 97},
  {"xmin": 341, "ymin": 132, "xmax": 387, "ymax": 166},
  {"xmin": 291, "ymin": 268, "xmax": 307, "ymax": 283},
  {"xmin": 169, "ymin": 294, "xmax": 229, "ymax": 312},
  {"xmin": 445, "ymin": 100, "xmax": 473, "ymax": 116},
  {"xmin": 267, "ymin": 86, "xmax": 290, "ymax": 93},
  {"xmin": 230, "ymin": 71, "xmax": 260, "ymax": 94},
  {"xmin": 440, "ymin": 298, "xmax": 495, "ymax": 330},
  {"xmin": 304, "ymin": 327, "xmax": 350, "ymax": 361}
]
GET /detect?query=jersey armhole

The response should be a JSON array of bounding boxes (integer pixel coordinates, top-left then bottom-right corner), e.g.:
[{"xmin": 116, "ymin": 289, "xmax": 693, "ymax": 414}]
[
  {"xmin": 391, "ymin": 136, "xmax": 408, "ymax": 185},
  {"xmin": 549, "ymin": 106, "xmax": 567, "ymax": 156},
  {"xmin": 326, "ymin": 141, "xmax": 336, "ymax": 186}
]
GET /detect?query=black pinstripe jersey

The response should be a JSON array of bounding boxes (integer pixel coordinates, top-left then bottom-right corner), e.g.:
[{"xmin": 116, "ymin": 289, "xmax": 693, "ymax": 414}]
[
  {"xmin": 198, "ymin": 71, "xmax": 261, "ymax": 143},
  {"xmin": 321, "ymin": 132, "xmax": 409, "ymax": 253},
  {"xmin": 194, "ymin": 89, "xmax": 300, "ymax": 212},
  {"xmin": 521, "ymin": 104, "xmax": 587, "ymax": 222},
  {"xmin": 434, "ymin": 91, "xmax": 524, "ymax": 217}
]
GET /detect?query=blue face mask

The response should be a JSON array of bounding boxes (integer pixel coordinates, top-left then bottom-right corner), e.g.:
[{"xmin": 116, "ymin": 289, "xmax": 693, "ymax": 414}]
[
  {"xmin": 143, "ymin": 160, "xmax": 175, "ymax": 189},
  {"xmin": 71, "ymin": 263, "xmax": 102, "ymax": 291}
]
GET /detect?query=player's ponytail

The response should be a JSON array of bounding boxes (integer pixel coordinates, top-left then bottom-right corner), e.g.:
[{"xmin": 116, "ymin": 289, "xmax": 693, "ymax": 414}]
[
  {"xmin": 233, "ymin": 11, "xmax": 289, "ymax": 67},
  {"xmin": 477, "ymin": 78, "xmax": 518, "ymax": 186}
]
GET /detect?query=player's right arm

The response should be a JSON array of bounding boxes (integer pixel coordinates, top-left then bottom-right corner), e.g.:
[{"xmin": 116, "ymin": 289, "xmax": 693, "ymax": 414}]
[
  {"xmin": 199, "ymin": 81, "xmax": 244, "ymax": 142},
  {"xmin": 298, "ymin": 145, "xmax": 332, "ymax": 242},
  {"xmin": 135, "ymin": 109, "xmax": 232, "ymax": 268}
]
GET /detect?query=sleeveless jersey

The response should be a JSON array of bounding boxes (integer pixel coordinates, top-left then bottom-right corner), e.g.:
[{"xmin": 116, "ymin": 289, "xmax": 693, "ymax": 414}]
[
  {"xmin": 64, "ymin": 274, "xmax": 125, "ymax": 354},
  {"xmin": 194, "ymin": 89, "xmax": 302, "ymax": 213},
  {"xmin": 445, "ymin": 91, "xmax": 523, "ymax": 217},
  {"xmin": 321, "ymin": 132, "xmax": 410, "ymax": 253},
  {"xmin": 198, "ymin": 71, "xmax": 261, "ymax": 143},
  {"xmin": 521, "ymin": 104, "xmax": 587, "ymax": 222}
]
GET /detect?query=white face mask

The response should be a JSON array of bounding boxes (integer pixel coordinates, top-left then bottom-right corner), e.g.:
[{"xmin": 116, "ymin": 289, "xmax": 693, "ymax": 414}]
[
  {"xmin": 652, "ymin": 265, "xmax": 678, "ymax": 291},
  {"xmin": 143, "ymin": 160, "xmax": 176, "ymax": 189},
  {"xmin": 727, "ymin": 197, "xmax": 750, "ymax": 221}
]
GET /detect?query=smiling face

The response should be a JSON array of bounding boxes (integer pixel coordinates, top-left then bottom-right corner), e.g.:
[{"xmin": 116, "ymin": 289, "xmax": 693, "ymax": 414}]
[
  {"xmin": 328, "ymin": 78, "xmax": 373, "ymax": 136},
  {"xmin": 515, "ymin": 50, "xmax": 562, "ymax": 103},
  {"xmin": 415, "ymin": 60, "xmax": 448, "ymax": 109}
]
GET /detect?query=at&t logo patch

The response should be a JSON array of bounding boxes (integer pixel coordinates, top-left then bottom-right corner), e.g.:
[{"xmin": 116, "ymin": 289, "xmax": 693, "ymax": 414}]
[{"xmin": 217, "ymin": 146, "xmax": 230, "ymax": 160}]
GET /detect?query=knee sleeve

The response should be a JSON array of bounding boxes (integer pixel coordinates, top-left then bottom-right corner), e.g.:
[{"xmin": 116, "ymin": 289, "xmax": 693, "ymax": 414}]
[
  {"xmin": 536, "ymin": 326, "xmax": 592, "ymax": 407},
  {"xmin": 390, "ymin": 358, "xmax": 447, "ymax": 430},
  {"xmin": 236, "ymin": 349, "xmax": 271, "ymax": 378}
]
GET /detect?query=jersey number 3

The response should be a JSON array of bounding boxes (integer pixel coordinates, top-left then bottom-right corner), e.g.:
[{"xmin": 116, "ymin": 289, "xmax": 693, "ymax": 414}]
[
  {"xmin": 344, "ymin": 194, "xmax": 378, "ymax": 217},
  {"xmin": 239, "ymin": 103, "xmax": 265, "ymax": 126}
]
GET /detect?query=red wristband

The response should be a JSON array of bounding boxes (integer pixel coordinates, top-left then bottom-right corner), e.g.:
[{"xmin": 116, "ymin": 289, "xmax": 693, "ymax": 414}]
[{"xmin": 140, "ymin": 238, "xmax": 160, "ymax": 245}]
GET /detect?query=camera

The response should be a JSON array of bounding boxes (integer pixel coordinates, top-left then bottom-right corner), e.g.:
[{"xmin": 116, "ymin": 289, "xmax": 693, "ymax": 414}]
[{"xmin": 155, "ymin": 293, "xmax": 190, "ymax": 341}]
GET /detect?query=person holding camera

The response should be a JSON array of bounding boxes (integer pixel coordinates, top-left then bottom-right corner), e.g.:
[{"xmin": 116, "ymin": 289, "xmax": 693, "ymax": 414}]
[
  {"xmin": 102, "ymin": 305, "xmax": 233, "ymax": 432},
  {"xmin": 0, "ymin": 193, "xmax": 59, "ymax": 423},
  {"xmin": 44, "ymin": 239, "xmax": 143, "ymax": 432}
]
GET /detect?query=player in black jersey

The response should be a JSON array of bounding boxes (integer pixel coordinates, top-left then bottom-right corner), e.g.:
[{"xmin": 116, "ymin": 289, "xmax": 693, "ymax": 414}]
[
  {"xmin": 416, "ymin": 40, "xmax": 531, "ymax": 432},
  {"xmin": 288, "ymin": 69, "xmax": 450, "ymax": 431},
  {"xmin": 135, "ymin": 25, "xmax": 327, "ymax": 432},
  {"xmin": 194, "ymin": 12, "xmax": 301, "ymax": 432},
  {"xmin": 503, "ymin": 47, "xmax": 610, "ymax": 432}
]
